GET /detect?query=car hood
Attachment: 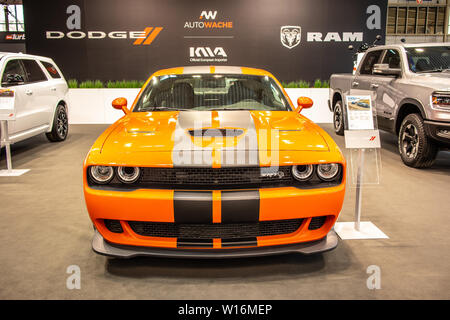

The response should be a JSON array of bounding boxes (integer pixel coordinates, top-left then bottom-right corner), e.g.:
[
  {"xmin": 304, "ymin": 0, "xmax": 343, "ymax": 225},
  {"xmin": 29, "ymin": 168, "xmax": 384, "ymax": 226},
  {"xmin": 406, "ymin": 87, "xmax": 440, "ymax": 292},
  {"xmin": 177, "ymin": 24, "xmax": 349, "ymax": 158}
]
[
  {"xmin": 101, "ymin": 110, "xmax": 329, "ymax": 154},
  {"xmin": 410, "ymin": 72, "xmax": 450, "ymax": 91}
]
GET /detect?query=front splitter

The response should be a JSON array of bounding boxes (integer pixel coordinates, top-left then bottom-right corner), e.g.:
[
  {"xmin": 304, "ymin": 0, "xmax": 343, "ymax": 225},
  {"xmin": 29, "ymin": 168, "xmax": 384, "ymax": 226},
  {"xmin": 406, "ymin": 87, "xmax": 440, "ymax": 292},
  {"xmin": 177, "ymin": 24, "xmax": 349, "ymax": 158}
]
[{"xmin": 92, "ymin": 229, "xmax": 338, "ymax": 259}]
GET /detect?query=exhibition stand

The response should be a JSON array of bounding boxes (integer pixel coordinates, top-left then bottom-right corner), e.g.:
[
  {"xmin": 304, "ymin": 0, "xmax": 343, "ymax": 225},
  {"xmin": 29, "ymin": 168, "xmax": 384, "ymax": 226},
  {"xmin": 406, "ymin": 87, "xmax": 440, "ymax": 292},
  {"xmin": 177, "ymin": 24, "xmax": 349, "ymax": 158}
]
[
  {"xmin": 334, "ymin": 95, "xmax": 388, "ymax": 240},
  {"xmin": 0, "ymin": 89, "xmax": 30, "ymax": 177}
]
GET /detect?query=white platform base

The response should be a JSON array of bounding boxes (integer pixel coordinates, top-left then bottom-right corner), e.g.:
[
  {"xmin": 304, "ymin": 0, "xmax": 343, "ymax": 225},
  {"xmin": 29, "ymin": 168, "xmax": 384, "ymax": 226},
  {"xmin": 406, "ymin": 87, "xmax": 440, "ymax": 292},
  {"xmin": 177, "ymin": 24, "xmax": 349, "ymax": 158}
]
[
  {"xmin": 334, "ymin": 222, "xmax": 389, "ymax": 240},
  {"xmin": 0, "ymin": 169, "xmax": 30, "ymax": 176}
]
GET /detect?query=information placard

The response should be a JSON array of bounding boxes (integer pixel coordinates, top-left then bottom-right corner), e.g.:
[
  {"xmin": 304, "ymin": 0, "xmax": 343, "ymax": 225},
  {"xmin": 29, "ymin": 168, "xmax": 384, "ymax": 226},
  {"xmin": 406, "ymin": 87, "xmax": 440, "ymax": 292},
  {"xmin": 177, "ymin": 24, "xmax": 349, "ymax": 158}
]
[
  {"xmin": 0, "ymin": 89, "xmax": 16, "ymax": 120},
  {"xmin": 345, "ymin": 95, "xmax": 374, "ymax": 130}
]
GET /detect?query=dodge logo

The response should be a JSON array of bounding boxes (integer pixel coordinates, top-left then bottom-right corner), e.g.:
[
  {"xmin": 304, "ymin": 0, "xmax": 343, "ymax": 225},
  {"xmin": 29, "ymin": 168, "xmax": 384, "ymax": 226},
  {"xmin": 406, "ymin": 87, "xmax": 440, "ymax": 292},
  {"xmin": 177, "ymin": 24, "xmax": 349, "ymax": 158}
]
[{"xmin": 281, "ymin": 26, "xmax": 301, "ymax": 49}]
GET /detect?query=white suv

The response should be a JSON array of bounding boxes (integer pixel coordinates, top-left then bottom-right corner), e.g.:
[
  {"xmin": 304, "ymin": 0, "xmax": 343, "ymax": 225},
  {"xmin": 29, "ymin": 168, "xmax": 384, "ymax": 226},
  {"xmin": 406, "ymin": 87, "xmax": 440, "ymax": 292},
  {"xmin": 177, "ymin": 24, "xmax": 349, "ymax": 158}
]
[{"xmin": 0, "ymin": 53, "xmax": 69, "ymax": 145}]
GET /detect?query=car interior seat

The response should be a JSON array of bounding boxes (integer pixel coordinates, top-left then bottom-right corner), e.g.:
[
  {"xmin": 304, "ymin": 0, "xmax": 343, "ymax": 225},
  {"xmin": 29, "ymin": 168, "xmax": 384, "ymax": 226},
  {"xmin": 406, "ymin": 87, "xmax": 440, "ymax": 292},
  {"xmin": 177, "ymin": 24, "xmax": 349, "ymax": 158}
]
[{"xmin": 172, "ymin": 82, "xmax": 195, "ymax": 109}]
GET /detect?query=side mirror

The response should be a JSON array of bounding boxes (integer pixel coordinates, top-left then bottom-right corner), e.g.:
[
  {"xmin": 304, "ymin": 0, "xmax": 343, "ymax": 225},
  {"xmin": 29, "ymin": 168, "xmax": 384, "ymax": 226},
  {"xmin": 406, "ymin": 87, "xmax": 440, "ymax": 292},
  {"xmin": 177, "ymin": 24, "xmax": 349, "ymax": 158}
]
[
  {"xmin": 373, "ymin": 64, "xmax": 401, "ymax": 77},
  {"xmin": 296, "ymin": 96, "xmax": 314, "ymax": 113},
  {"xmin": 112, "ymin": 97, "xmax": 130, "ymax": 114}
]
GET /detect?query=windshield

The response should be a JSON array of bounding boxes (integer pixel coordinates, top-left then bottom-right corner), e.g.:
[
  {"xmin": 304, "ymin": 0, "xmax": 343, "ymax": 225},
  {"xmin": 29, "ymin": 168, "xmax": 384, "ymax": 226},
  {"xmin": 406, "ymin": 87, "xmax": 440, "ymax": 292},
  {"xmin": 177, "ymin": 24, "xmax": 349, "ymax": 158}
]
[
  {"xmin": 133, "ymin": 74, "xmax": 291, "ymax": 112},
  {"xmin": 406, "ymin": 46, "xmax": 450, "ymax": 73}
]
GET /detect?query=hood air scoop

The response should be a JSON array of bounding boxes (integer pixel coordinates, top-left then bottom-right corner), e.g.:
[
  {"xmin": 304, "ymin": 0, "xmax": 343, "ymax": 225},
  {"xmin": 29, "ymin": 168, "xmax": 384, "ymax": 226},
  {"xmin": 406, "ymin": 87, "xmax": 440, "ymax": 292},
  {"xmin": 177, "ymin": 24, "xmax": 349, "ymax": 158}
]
[{"xmin": 188, "ymin": 129, "xmax": 244, "ymax": 137}]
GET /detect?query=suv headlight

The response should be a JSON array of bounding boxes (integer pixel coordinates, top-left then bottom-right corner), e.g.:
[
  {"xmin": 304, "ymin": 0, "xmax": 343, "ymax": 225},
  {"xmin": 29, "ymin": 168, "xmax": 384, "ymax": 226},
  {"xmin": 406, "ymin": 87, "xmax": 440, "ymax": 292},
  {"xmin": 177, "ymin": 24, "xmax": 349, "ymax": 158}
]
[{"xmin": 432, "ymin": 92, "xmax": 450, "ymax": 111}]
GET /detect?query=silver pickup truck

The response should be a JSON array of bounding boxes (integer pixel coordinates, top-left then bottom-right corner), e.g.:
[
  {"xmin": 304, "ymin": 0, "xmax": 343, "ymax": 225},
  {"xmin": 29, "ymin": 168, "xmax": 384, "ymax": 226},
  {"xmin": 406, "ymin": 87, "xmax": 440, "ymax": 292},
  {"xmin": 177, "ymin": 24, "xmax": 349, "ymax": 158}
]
[{"xmin": 329, "ymin": 43, "xmax": 450, "ymax": 168}]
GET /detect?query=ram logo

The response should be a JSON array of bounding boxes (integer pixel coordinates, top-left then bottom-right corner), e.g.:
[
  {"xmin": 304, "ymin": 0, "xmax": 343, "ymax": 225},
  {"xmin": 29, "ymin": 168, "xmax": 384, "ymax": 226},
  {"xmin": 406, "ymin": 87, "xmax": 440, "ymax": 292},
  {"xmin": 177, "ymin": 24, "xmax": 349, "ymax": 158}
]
[
  {"xmin": 189, "ymin": 47, "xmax": 227, "ymax": 58},
  {"xmin": 281, "ymin": 26, "xmax": 301, "ymax": 49}
]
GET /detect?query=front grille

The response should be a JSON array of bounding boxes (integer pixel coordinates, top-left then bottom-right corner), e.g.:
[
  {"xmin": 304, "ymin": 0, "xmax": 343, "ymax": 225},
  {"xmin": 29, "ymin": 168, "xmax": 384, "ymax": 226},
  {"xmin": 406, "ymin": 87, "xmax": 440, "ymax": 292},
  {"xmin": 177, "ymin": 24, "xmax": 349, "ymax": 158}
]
[
  {"xmin": 104, "ymin": 219, "xmax": 123, "ymax": 233},
  {"xmin": 139, "ymin": 166, "xmax": 294, "ymax": 188},
  {"xmin": 308, "ymin": 216, "xmax": 327, "ymax": 230},
  {"xmin": 128, "ymin": 219, "xmax": 304, "ymax": 239}
]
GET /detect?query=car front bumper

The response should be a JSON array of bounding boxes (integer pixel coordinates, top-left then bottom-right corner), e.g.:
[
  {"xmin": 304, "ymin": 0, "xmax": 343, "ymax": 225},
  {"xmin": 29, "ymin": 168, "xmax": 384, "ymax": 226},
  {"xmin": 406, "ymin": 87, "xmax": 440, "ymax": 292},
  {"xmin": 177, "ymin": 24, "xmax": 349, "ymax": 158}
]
[
  {"xmin": 424, "ymin": 120, "xmax": 450, "ymax": 146},
  {"xmin": 92, "ymin": 229, "xmax": 339, "ymax": 259}
]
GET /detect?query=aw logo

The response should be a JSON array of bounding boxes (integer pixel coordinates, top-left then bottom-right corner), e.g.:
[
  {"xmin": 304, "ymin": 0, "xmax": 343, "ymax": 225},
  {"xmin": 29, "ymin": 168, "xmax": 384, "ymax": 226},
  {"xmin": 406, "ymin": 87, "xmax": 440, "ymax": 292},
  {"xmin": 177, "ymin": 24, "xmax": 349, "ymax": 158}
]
[
  {"xmin": 184, "ymin": 10, "xmax": 233, "ymax": 29},
  {"xmin": 199, "ymin": 11, "xmax": 218, "ymax": 20},
  {"xmin": 133, "ymin": 27, "xmax": 163, "ymax": 45},
  {"xmin": 369, "ymin": 136, "xmax": 377, "ymax": 142}
]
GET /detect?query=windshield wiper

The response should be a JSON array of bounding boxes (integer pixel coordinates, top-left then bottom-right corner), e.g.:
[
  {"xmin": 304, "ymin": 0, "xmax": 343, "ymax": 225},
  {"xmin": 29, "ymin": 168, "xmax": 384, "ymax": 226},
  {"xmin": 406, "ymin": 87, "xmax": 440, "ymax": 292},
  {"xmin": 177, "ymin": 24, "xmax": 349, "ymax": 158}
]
[
  {"xmin": 150, "ymin": 106, "xmax": 191, "ymax": 111},
  {"xmin": 210, "ymin": 108, "xmax": 253, "ymax": 111},
  {"xmin": 417, "ymin": 69, "xmax": 444, "ymax": 73}
]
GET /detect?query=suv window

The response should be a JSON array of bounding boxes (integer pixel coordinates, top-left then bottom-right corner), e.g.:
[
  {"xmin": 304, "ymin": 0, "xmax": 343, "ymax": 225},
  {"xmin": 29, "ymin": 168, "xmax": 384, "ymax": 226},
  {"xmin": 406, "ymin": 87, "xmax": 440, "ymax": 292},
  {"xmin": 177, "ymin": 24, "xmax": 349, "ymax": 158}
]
[
  {"xmin": 40, "ymin": 61, "xmax": 62, "ymax": 79},
  {"xmin": 360, "ymin": 50, "xmax": 383, "ymax": 75},
  {"xmin": 382, "ymin": 49, "xmax": 401, "ymax": 69},
  {"xmin": 21, "ymin": 59, "xmax": 47, "ymax": 83},
  {"xmin": 1, "ymin": 59, "xmax": 27, "ymax": 85}
]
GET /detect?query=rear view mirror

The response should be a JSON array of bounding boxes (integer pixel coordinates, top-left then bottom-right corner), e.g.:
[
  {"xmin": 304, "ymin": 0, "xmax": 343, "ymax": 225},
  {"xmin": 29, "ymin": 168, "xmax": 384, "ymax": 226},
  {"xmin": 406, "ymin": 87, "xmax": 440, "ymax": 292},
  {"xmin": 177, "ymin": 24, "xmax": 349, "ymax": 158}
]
[
  {"xmin": 373, "ymin": 64, "xmax": 401, "ymax": 77},
  {"xmin": 112, "ymin": 97, "xmax": 130, "ymax": 114}
]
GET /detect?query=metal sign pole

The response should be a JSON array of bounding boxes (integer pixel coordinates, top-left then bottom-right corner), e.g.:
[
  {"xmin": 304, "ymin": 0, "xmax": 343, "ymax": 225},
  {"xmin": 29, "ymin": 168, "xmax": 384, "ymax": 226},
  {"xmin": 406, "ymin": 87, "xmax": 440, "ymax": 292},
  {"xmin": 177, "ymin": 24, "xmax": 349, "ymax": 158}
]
[
  {"xmin": 0, "ymin": 120, "xmax": 13, "ymax": 172},
  {"xmin": 354, "ymin": 148, "xmax": 365, "ymax": 231}
]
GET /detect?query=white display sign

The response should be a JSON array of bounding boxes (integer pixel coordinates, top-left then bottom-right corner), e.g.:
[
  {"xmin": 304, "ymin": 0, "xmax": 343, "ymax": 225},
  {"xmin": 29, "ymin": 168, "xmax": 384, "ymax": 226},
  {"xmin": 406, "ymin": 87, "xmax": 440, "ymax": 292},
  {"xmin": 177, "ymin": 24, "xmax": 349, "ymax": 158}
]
[
  {"xmin": 344, "ymin": 130, "xmax": 381, "ymax": 149},
  {"xmin": 0, "ymin": 89, "xmax": 16, "ymax": 120},
  {"xmin": 345, "ymin": 95, "xmax": 374, "ymax": 130}
]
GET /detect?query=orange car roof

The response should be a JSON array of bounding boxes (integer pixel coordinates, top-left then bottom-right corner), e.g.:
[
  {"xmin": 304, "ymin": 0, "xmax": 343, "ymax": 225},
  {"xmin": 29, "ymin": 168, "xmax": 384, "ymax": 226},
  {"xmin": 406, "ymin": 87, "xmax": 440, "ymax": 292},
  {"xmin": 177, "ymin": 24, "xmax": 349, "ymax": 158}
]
[{"xmin": 151, "ymin": 66, "xmax": 274, "ymax": 77}]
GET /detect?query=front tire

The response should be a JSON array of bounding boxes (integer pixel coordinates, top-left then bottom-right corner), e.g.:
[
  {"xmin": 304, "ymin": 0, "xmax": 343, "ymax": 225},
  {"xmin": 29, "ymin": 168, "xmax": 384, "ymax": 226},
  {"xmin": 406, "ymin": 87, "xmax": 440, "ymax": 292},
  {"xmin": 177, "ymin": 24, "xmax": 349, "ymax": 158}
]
[
  {"xmin": 398, "ymin": 113, "xmax": 437, "ymax": 168},
  {"xmin": 333, "ymin": 100, "xmax": 345, "ymax": 136},
  {"xmin": 46, "ymin": 104, "xmax": 68, "ymax": 142}
]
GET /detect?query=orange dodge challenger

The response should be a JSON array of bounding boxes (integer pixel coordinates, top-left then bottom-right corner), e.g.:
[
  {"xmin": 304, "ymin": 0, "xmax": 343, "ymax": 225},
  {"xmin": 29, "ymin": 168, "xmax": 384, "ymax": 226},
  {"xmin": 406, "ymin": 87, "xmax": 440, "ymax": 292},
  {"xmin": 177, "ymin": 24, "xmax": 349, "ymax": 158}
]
[{"xmin": 83, "ymin": 66, "xmax": 346, "ymax": 258}]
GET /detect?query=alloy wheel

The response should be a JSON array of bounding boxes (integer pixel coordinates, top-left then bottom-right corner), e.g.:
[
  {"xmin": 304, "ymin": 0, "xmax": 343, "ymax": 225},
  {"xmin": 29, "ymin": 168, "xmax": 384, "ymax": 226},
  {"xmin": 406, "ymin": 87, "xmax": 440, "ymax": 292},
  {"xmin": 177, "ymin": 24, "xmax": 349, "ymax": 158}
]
[
  {"xmin": 401, "ymin": 123, "xmax": 419, "ymax": 159},
  {"xmin": 57, "ymin": 108, "xmax": 68, "ymax": 139},
  {"xmin": 334, "ymin": 104, "xmax": 342, "ymax": 131}
]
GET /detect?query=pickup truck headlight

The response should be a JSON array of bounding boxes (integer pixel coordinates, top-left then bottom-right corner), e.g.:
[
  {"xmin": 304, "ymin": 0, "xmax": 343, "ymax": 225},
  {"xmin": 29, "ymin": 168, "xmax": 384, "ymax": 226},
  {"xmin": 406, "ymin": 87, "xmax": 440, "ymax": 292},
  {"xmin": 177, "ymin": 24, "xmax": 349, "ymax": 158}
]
[{"xmin": 431, "ymin": 92, "xmax": 450, "ymax": 111}]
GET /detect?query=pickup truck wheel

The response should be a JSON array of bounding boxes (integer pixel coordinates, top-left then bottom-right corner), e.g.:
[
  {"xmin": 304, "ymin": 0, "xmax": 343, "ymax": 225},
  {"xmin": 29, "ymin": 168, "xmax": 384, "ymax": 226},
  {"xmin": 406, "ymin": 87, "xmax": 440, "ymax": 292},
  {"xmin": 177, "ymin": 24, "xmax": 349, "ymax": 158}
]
[
  {"xmin": 398, "ymin": 113, "xmax": 437, "ymax": 168},
  {"xmin": 46, "ymin": 104, "xmax": 68, "ymax": 142},
  {"xmin": 333, "ymin": 100, "xmax": 345, "ymax": 136}
]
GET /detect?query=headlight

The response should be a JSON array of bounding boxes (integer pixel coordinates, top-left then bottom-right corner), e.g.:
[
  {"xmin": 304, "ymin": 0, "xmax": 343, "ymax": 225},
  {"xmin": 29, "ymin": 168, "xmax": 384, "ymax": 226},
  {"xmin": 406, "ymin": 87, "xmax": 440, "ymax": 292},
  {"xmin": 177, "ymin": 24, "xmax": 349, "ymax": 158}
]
[
  {"xmin": 292, "ymin": 165, "xmax": 314, "ymax": 181},
  {"xmin": 117, "ymin": 166, "xmax": 140, "ymax": 184},
  {"xmin": 432, "ymin": 93, "xmax": 450, "ymax": 111},
  {"xmin": 317, "ymin": 163, "xmax": 340, "ymax": 181},
  {"xmin": 89, "ymin": 166, "xmax": 114, "ymax": 184}
]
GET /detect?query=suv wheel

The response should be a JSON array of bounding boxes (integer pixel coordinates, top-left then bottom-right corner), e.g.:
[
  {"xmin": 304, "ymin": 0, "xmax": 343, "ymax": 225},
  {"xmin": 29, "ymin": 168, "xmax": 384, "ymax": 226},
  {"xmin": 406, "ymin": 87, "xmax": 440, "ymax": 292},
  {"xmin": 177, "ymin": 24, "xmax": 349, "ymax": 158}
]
[
  {"xmin": 333, "ymin": 100, "xmax": 345, "ymax": 136},
  {"xmin": 398, "ymin": 113, "xmax": 437, "ymax": 168},
  {"xmin": 46, "ymin": 104, "xmax": 69, "ymax": 142}
]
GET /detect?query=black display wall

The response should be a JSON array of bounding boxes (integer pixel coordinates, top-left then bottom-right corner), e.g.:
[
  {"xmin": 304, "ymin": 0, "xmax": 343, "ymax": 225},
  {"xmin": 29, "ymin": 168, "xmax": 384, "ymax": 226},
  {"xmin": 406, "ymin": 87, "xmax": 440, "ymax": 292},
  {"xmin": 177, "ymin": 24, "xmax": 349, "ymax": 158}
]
[{"xmin": 23, "ymin": 0, "xmax": 387, "ymax": 82}]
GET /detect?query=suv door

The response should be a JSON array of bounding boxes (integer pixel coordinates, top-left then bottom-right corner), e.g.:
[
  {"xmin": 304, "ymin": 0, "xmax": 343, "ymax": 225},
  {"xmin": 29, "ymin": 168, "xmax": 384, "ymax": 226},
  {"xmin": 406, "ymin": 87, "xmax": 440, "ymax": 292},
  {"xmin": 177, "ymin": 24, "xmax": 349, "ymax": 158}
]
[
  {"xmin": 1, "ymin": 58, "xmax": 28, "ymax": 135},
  {"xmin": 38, "ymin": 60, "xmax": 68, "ymax": 124},
  {"xmin": 20, "ymin": 59, "xmax": 52, "ymax": 128},
  {"xmin": 351, "ymin": 49, "xmax": 384, "ymax": 105},
  {"xmin": 371, "ymin": 49, "xmax": 404, "ymax": 131}
]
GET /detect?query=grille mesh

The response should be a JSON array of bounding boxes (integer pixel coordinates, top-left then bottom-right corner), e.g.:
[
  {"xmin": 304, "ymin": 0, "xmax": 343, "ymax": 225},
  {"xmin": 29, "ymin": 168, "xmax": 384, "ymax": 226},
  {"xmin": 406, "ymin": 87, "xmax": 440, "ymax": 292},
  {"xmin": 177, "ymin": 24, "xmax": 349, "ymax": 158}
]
[
  {"xmin": 104, "ymin": 219, "xmax": 123, "ymax": 233},
  {"xmin": 308, "ymin": 216, "xmax": 327, "ymax": 230},
  {"xmin": 128, "ymin": 219, "xmax": 304, "ymax": 239},
  {"xmin": 139, "ymin": 166, "xmax": 293, "ymax": 187}
]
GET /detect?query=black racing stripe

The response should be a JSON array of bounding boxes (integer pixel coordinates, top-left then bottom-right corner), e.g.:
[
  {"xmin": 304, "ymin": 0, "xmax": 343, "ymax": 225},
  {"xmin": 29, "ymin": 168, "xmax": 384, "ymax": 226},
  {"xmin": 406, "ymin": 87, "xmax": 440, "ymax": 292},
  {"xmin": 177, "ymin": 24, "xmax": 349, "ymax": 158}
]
[
  {"xmin": 174, "ymin": 191, "xmax": 213, "ymax": 224},
  {"xmin": 221, "ymin": 190, "xmax": 260, "ymax": 223},
  {"xmin": 177, "ymin": 239, "xmax": 214, "ymax": 248},
  {"xmin": 222, "ymin": 238, "xmax": 258, "ymax": 248}
]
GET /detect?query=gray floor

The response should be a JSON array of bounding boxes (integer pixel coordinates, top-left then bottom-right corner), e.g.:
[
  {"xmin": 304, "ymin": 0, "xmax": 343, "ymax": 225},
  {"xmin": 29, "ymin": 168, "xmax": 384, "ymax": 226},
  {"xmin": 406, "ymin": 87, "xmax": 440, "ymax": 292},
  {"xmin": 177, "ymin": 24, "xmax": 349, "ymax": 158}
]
[{"xmin": 0, "ymin": 124, "xmax": 449, "ymax": 300}]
